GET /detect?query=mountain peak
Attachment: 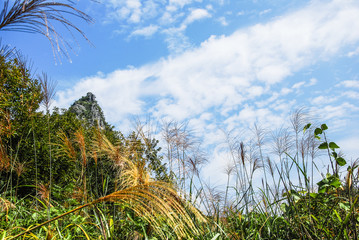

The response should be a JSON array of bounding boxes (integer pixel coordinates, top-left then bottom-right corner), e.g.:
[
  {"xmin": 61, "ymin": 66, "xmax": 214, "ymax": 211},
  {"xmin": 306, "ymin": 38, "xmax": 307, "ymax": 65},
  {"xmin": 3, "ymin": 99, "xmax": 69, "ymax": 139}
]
[
  {"xmin": 69, "ymin": 92, "xmax": 107, "ymax": 129},
  {"xmin": 86, "ymin": 92, "xmax": 96, "ymax": 102}
]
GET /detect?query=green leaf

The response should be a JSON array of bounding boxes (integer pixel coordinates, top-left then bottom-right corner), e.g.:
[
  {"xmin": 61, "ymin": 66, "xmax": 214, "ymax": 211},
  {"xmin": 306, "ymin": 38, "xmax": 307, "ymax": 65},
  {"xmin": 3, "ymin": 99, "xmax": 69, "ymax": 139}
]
[
  {"xmin": 317, "ymin": 177, "xmax": 329, "ymax": 192},
  {"xmin": 291, "ymin": 192, "xmax": 301, "ymax": 203},
  {"xmin": 1, "ymin": 231, "xmax": 6, "ymax": 240},
  {"xmin": 329, "ymin": 178, "xmax": 341, "ymax": 188},
  {"xmin": 318, "ymin": 186, "xmax": 326, "ymax": 194},
  {"xmin": 321, "ymin": 124, "xmax": 328, "ymax": 130},
  {"xmin": 336, "ymin": 157, "xmax": 346, "ymax": 166},
  {"xmin": 338, "ymin": 202, "xmax": 350, "ymax": 211},
  {"xmin": 329, "ymin": 142, "xmax": 340, "ymax": 149},
  {"xmin": 309, "ymin": 193, "xmax": 318, "ymax": 198},
  {"xmin": 333, "ymin": 209, "xmax": 342, "ymax": 223},
  {"xmin": 318, "ymin": 142, "xmax": 328, "ymax": 149},
  {"xmin": 280, "ymin": 203, "xmax": 288, "ymax": 213},
  {"xmin": 314, "ymin": 128, "xmax": 322, "ymax": 135},
  {"xmin": 310, "ymin": 215, "xmax": 319, "ymax": 222},
  {"xmin": 315, "ymin": 135, "xmax": 321, "ymax": 140},
  {"xmin": 303, "ymin": 123, "xmax": 311, "ymax": 133},
  {"xmin": 211, "ymin": 233, "xmax": 221, "ymax": 240}
]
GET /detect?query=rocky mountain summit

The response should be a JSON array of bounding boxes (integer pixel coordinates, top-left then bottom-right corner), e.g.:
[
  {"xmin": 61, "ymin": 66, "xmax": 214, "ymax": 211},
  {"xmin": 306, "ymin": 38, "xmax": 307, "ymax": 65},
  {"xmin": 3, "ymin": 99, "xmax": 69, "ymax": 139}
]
[{"xmin": 69, "ymin": 92, "xmax": 107, "ymax": 128}]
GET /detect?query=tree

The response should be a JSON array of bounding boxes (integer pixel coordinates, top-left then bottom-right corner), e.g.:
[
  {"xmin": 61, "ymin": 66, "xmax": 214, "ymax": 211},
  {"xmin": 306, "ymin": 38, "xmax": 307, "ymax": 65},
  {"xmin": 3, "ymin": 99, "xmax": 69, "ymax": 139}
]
[{"xmin": 0, "ymin": 54, "xmax": 42, "ymax": 196}]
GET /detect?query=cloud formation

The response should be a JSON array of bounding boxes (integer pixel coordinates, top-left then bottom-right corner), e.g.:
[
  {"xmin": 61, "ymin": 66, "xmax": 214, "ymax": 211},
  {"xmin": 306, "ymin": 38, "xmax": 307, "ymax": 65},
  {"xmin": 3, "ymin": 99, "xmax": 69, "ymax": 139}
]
[
  {"xmin": 57, "ymin": 0, "xmax": 359, "ymax": 184},
  {"xmin": 104, "ymin": 0, "xmax": 218, "ymax": 53},
  {"xmin": 59, "ymin": 0, "xmax": 359, "ymax": 124},
  {"xmin": 130, "ymin": 24, "xmax": 159, "ymax": 37},
  {"xmin": 183, "ymin": 8, "xmax": 211, "ymax": 24}
]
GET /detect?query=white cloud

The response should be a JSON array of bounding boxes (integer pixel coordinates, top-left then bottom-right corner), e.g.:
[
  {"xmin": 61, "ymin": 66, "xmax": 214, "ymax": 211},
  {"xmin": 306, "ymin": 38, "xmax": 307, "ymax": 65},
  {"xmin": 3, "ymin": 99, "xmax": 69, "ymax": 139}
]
[
  {"xmin": 55, "ymin": 66, "xmax": 158, "ymax": 128},
  {"xmin": 183, "ymin": 8, "xmax": 211, "ymax": 25},
  {"xmin": 104, "ymin": 0, "xmax": 220, "ymax": 53},
  {"xmin": 259, "ymin": 9, "xmax": 272, "ymax": 16},
  {"xmin": 311, "ymin": 95, "xmax": 338, "ymax": 105},
  {"xmin": 247, "ymin": 86, "xmax": 265, "ymax": 97},
  {"xmin": 271, "ymin": 99, "xmax": 296, "ymax": 112},
  {"xmin": 162, "ymin": 26, "xmax": 192, "ymax": 54},
  {"xmin": 217, "ymin": 16, "xmax": 228, "ymax": 26},
  {"xmin": 169, "ymin": 0, "xmax": 195, "ymax": 9},
  {"xmin": 280, "ymin": 87, "xmax": 292, "ymax": 95},
  {"xmin": 202, "ymin": 147, "xmax": 233, "ymax": 186},
  {"xmin": 312, "ymin": 102, "xmax": 359, "ymax": 125},
  {"xmin": 161, "ymin": 8, "xmax": 211, "ymax": 52},
  {"xmin": 307, "ymin": 78, "xmax": 317, "ymax": 86},
  {"xmin": 347, "ymin": 47, "xmax": 359, "ymax": 57},
  {"xmin": 337, "ymin": 136, "xmax": 359, "ymax": 160},
  {"xmin": 342, "ymin": 91, "xmax": 359, "ymax": 99},
  {"xmin": 338, "ymin": 80, "xmax": 359, "ymax": 88},
  {"xmin": 292, "ymin": 81, "xmax": 305, "ymax": 89},
  {"xmin": 108, "ymin": 0, "xmax": 143, "ymax": 23},
  {"xmin": 130, "ymin": 25, "xmax": 159, "ymax": 37}
]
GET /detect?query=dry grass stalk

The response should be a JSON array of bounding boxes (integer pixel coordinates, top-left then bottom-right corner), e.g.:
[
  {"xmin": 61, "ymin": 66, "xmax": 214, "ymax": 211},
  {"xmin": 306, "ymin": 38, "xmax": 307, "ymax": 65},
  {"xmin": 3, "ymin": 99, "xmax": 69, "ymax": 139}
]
[
  {"xmin": 98, "ymin": 182, "xmax": 205, "ymax": 238},
  {"xmin": 37, "ymin": 183, "xmax": 51, "ymax": 207},
  {"xmin": 39, "ymin": 73, "xmax": 56, "ymax": 111},
  {"xmin": 0, "ymin": 138, "xmax": 10, "ymax": 171},
  {"xmin": 90, "ymin": 126, "xmax": 104, "ymax": 165},
  {"xmin": 96, "ymin": 134, "xmax": 125, "ymax": 169},
  {"xmin": 70, "ymin": 186, "xmax": 86, "ymax": 203},
  {"xmin": 96, "ymin": 131, "xmax": 206, "ymax": 237},
  {"xmin": 0, "ymin": 0, "xmax": 93, "ymax": 62},
  {"xmin": 14, "ymin": 161, "xmax": 25, "ymax": 177},
  {"xmin": 13, "ymin": 178, "xmax": 206, "ymax": 240},
  {"xmin": 56, "ymin": 130, "xmax": 76, "ymax": 161},
  {"xmin": 0, "ymin": 197, "xmax": 15, "ymax": 212},
  {"xmin": 74, "ymin": 129, "xmax": 88, "ymax": 202},
  {"xmin": 12, "ymin": 128, "xmax": 206, "ymax": 239},
  {"xmin": 121, "ymin": 159, "xmax": 150, "ymax": 189},
  {"xmin": 74, "ymin": 129, "xmax": 87, "ymax": 168}
]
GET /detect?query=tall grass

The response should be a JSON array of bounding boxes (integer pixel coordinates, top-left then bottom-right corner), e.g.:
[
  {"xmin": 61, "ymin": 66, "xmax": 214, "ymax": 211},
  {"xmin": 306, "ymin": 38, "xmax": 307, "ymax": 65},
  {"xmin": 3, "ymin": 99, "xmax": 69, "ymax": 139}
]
[
  {"xmin": 7, "ymin": 130, "xmax": 206, "ymax": 239},
  {"xmin": 1, "ymin": 105, "xmax": 358, "ymax": 239},
  {"xmin": 39, "ymin": 73, "xmax": 56, "ymax": 221},
  {"xmin": 155, "ymin": 110, "xmax": 357, "ymax": 239}
]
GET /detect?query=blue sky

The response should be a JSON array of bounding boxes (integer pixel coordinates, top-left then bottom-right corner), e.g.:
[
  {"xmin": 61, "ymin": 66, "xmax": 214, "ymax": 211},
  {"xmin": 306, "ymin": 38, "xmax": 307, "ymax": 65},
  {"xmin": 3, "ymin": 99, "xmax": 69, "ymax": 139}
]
[{"xmin": 3, "ymin": 0, "xmax": 359, "ymax": 186}]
